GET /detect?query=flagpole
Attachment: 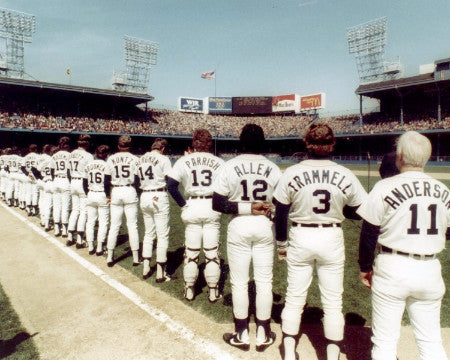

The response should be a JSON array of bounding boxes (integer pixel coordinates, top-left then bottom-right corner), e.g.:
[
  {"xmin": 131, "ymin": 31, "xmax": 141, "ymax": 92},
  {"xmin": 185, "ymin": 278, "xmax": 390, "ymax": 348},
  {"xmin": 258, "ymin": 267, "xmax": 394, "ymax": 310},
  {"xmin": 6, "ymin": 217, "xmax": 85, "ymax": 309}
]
[{"xmin": 214, "ymin": 70, "xmax": 217, "ymax": 156}]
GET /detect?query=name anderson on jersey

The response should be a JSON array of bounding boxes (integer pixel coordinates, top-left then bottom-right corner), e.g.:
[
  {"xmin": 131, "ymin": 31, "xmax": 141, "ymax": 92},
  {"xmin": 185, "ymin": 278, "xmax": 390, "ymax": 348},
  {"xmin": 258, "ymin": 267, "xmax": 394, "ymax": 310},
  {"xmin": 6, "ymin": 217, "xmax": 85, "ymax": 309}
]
[
  {"xmin": 185, "ymin": 156, "xmax": 220, "ymax": 170},
  {"xmin": 233, "ymin": 162, "xmax": 273, "ymax": 178},
  {"xmin": 384, "ymin": 180, "xmax": 450, "ymax": 209},
  {"xmin": 286, "ymin": 169, "xmax": 352, "ymax": 194}
]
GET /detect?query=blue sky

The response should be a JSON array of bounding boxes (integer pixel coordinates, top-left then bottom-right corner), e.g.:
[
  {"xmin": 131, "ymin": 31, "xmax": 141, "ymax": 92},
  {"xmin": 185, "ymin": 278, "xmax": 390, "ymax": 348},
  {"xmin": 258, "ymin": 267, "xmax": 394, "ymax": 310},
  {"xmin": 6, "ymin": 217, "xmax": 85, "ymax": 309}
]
[{"xmin": 1, "ymin": 0, "xmax": 449, "ymax": 114}]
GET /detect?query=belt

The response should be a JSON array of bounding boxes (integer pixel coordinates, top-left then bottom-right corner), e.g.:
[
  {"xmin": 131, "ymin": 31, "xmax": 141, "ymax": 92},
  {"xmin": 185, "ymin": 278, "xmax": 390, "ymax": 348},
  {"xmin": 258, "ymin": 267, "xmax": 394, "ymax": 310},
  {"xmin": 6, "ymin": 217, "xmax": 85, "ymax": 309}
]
[
  {"xmin": 71, "ymin": 177, "xmax": 82, "ymax": 180},
  {"xmin": 112, "ymin": 184, "xmax": 132, "ymax": 187},
  {"xmin": 89, "ymin": 190, "xmax": 104, "ymax": 193},
  {"xmin": 190, "ymin": 195, "xmax": 212, "ymax": 199},
  {"xmin": 55, "ymin": 175, "xmax": 67, "ymax": 178},
  {"xmin": 143, "ymin": 187, "xmax": 167, "ymax": 192},
  {"xmin": 379, "ymin": 245, "xmax": 436, "ymax": 260},
  {"xmin": 292, "ymin": 222, "xmax": 341, "ymax": 228}
]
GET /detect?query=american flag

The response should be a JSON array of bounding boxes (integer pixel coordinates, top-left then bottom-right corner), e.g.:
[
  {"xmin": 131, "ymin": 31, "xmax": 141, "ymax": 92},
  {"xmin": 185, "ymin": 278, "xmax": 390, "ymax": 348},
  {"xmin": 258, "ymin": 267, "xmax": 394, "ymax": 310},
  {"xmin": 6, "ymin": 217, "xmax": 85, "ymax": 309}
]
[{"xmin": 201, "ymin": 70, "xmax": 215, "ymax": 80}]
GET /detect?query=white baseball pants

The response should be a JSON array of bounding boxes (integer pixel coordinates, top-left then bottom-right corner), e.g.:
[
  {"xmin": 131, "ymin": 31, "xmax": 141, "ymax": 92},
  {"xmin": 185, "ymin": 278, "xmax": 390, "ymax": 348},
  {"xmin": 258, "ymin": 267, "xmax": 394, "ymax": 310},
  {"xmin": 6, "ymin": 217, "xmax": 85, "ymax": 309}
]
[
  {"xmin": 68, "ymin": 179, "xmax": 87, "ymax": 232},
  {"xmin": 281, "ymin": 226, "xmax": 345, "ymax": 341},
  {"xmin": 52, "ymin": 177, "xmax": 71, "ymax": 224},
  {"xmin": 140, "ymin": 192, "xmax": 170, "ymax": 263},
  {"xmin": 107, "ymin": 187, "xmax": 139, "ymax": 251},
  {"xmin": 181, "ymin": 198, "xmax": 221, "ymax": 287},
  {"xmin": 371, "ymin": 254, "xmax": 447, "ymax": 360},
  {"xmin": 86, "ymin": 191, "xmax": 110, "ymax": 248},
  {"xmin": 227, "ymin": 215, "xmax": 274, "ymax": 321}
]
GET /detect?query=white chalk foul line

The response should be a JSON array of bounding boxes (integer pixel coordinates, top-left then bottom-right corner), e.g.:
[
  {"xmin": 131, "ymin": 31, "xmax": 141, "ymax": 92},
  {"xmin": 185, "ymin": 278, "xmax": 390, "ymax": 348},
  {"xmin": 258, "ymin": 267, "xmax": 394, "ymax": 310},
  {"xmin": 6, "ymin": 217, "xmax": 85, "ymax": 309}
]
[{"xmin": 2, "ymin": 204, "xmax": 235, "ymax": 360}]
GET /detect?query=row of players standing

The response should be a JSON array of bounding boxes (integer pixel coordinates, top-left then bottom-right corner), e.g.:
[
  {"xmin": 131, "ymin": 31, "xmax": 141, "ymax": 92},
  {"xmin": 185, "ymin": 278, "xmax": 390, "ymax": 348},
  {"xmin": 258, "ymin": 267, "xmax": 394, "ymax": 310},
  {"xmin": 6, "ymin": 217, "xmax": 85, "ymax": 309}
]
[{"xmin": 0, "ymin": 124, "xmax": 448, "ymax": 360}]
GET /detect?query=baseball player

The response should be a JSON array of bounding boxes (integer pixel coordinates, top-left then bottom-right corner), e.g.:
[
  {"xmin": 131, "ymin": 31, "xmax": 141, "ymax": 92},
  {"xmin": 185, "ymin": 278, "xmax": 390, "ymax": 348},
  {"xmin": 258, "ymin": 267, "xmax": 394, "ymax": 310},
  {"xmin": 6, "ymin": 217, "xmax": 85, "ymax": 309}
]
[
  {"xmin": 21, "ymin": 144, "xmax": 40, "ymax": 216},
  {"xmin": 32, "ymin": 144, "xmax": 56, "ymax": 231},
  {"xmin": 379, "ymin": 151, "xmax": 400, "ymax": 179},
  {"xmin": 105, "ymin": 135, "xmax": 140, "ymax": 267},
  {"xmin": 138, "ymin": 138, "xmax": 176, "ymax": 282},
  {"xmin": 84, "ymin": 145, "xmax": 110, "ymax": 255},
  {"xmin": 168, "ymin": 129, "xmax": 224, "ymax": 301},
  {"xmin": 52, "ymin": 136, "xmax": 72, "ymax": 238},
  {"xmin": 5, "ymin": 147, "xmax": 22, "ymax": 207},
  {"xmin": 273, "ymin": 123, "xmax": 367, "ymax": 360},
  {"xmin": 67, "ymin": 134, "xmax": 94, "ymax": 248},
  {"xmin": 0, "ymin": 149, "xmax": 6, "ymax": 201},
  {"xmin": 213, "ymin": 124, "xmax": 281, "ymax": 352},
  {"xmin": 358, "ymin": 131, "xmax": 449, "ymax": 360}
]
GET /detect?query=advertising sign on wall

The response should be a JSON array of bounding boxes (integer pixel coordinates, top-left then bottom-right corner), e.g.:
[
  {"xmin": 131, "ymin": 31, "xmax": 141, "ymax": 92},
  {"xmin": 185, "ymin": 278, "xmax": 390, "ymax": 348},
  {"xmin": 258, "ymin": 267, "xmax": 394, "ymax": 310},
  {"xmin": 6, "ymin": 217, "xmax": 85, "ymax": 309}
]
[
  {"xmin": 208, "ymin": 97, "xmax": 232, "ymax": 114},
  {"xmin": 178, "ymin": 97, "xmax": 205, "ymax": 113},
  {"xmin": 232, "ymin": 96, "xmax": 272, "ymax": 114},
  {"xmin": 272, "ymin": 94, "xmax": 297, "ymax": 112},
  {"xmin": 299, "ymin": 93, "xmax": 326, "ymax": 110}
]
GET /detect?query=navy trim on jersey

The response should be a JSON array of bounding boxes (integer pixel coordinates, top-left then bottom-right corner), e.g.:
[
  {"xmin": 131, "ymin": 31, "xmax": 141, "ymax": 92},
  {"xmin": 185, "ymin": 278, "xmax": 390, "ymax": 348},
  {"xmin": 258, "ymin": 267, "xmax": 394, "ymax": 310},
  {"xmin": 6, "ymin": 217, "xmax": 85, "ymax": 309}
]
[
  {"xmin": 343, "ymin": 205, "xmax": 362, "ymax": 220},
  {"xmin": 212, "ymin": 192, "xmax": 238, "ymax": 215},
  {"xmin": 104, "ymin": 175, "xmax": 111, "ymax": 197},
  {"xmin": 30, "ymin": 167, "xmax": 42, "ymax": 180},
  {"xmin": 273, "ymin": 197, "xmax": 290, "ymax": 242},
  {"xmin": 358, "ymin": 220, "xmax": 380, "ymax": 272},
  {"xmin": 167, "ymin": 177, "xmax": 186, "ymax": 208}
]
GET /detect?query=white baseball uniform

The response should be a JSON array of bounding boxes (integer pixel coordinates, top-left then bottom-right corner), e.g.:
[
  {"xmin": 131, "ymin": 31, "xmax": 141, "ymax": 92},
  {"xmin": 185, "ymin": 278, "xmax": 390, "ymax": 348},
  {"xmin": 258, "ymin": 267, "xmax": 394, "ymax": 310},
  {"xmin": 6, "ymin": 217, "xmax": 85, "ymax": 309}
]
[
  {"xmin": 22, "ymin": 151, "xmax": 40, "ymax": 213},
  {"xmin": 5, "ymin": 154, "xmax": 21, "ymax": 206},
  {"xmin": 105, "ymin": 151, "xmax": 140, "ymax": 254},
  {"xmin": 358, "ymin": 171, "xmax": 449, "ymax": 360},
  {"xmin": 36, "ymin": 153, "xmax": 54, "ymax": 230},
  {"xmin": 0, "ymin": 154, "xmax": 6, "ymax": 199},
  {"xmin": 85, "ymin": 158, "xmax": 110, "ymax": 253},
  {"xmin": 68, "ymin": 148, "xmax": 94, "ymax": 236},
  {"xmin": 273, "ymin": 159, "xmax": 366, "ymax": 342},
  {"xmin": 52, "ymin": 150, "xmax": 71, "ymax": 235},
  {"xmin": 169, "ymin": 151, "xmax": 224, "ymax": 292},
  {"xmin": 214, "ymin": 154, "xmax": 281, "ymax": 322},
  {"xmin": 138, "ymin": 150, "xmax": 172, "ymax": 264}
]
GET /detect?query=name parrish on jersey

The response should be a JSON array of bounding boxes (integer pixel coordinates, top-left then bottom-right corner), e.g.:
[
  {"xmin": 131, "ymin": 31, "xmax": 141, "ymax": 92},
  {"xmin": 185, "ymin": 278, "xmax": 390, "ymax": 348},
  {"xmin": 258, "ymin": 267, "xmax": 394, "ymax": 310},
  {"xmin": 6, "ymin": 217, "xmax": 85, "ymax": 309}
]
[
  {"xmin": 185, "ymin": 156, "xmax": 221, "ymax": 171},
  {"xmin": 383, "ymin": 180, "xmax": 450, "ymax": 210},
  {"xmin": 286, "ymin": 169, "xmax": 352, "ymax": 194},
  {"xmin": 233, "ymin": 162, "xmax": 273, "ymax": 178}
]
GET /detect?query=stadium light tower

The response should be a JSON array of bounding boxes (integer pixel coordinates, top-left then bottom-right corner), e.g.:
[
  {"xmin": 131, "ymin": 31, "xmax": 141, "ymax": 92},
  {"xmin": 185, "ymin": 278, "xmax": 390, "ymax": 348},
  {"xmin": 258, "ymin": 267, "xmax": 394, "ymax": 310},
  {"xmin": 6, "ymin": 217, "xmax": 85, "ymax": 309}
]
[
  {"xmin": 347, "ymin": 17, "xmax": 401, "ymax": 83},
  {"xmin": 0, "ymin": 7, "xmax": 36, "ymax": 79},
  {"xmin": 112, "ymin": 35, "xmax": 158, "ymax": 94}
]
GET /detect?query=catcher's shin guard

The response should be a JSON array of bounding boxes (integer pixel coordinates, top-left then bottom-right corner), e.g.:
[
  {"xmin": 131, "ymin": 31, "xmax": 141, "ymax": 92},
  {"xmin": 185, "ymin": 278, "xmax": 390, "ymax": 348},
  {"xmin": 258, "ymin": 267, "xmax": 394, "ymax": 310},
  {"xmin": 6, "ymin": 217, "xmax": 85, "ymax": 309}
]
[{"xmin": 183, "ymin": 247, "xmax": 200, "ymax": 286}]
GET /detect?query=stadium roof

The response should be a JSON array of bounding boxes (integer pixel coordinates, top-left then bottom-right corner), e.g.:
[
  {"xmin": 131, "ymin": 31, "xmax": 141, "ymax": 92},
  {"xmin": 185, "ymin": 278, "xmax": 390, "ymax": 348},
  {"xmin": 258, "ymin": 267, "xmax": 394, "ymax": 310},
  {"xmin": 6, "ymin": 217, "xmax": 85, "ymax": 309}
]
[
  {"xmin": 0, "ymin": 76, "xmax": 153, "ymax": 105},
  {"xmin": 355, "ymin": 72, "xmax": 450, "ymax": 99}
]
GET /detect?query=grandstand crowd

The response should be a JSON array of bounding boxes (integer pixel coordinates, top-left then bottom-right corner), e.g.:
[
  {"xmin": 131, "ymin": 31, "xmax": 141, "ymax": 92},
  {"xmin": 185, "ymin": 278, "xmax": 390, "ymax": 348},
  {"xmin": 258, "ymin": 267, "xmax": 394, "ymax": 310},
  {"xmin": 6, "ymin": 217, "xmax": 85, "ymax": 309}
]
[{"xmin": 0, "ymin": 108, "xmax": 448, "ymax": 138}]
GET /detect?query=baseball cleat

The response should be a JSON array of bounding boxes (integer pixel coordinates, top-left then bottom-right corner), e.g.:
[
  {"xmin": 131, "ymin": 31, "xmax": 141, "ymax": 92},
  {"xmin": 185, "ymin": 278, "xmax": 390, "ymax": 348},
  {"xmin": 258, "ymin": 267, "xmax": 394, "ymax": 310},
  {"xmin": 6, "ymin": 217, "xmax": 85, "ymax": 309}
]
[
  {"xmin": 96, "ymin": 250, "xmax": 104, "ymax": 256},
  {"xmin": 184, "ymin": 286, "xmax": 195, "ymax": 301},
  {"xmin": 142, "ymin": 271, "xmax": 151, "ymax": 280},
  {"xmin": 107, "ymin": 261, "xmax": 114, "ymax": 267},
  {"xmin": 256, "ymin": 331, "xmax": 276, "ymax": 352},
  {"xmin": 156, "ymin": 273, "xmax": 177, "ymax": 283},
  {"xmin": 76, "ymin": 242, "xmax": 86, "ymax": 249},
  {"xmin": 66, "ymin": 240, "xmax": 75, "ymax": 247},
  {"xmin": 223, "ymin": 333, "xmax": 250, "ymax": 351},
  {"xmin": 88, "ymin": 249, "xmax": 96, "ymax": 255}
]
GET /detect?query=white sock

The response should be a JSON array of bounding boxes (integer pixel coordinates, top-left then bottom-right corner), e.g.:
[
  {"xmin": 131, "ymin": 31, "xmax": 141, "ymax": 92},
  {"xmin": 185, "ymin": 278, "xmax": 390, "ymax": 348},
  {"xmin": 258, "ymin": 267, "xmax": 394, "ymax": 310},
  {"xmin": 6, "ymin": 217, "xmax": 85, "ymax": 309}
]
[
  {"xmin": 156, "ymin": 263, "xmax": 164, "ymax": 278},
  {"xmin": 96, "ymin": 242, "xmax": 103, "ymax": 252},
  {"xmin": 283, "ymin": 336, "xmax": 296, "ymax": 360},
  {"xmin": 143, "ymin": 259, "xmax": 150, "ymax": 275},
  {"xmin": 87, "ymin": 241, "xmax": 94, "ymax": 251},
  {"xmin": 238, "ymin": 329, "xmax": 249, "ymax": 343},
  {"xmin": 256, "ymin": 325, "xmax": 266, "ymax": 344},
  {"xmin": 107, "ymin": 250, "xmax": 114, "ymax": 263},
  {"xmin": 326, "ymin": 343, "xmax": 340, "ymax": 360},
  {"xmin": 132, "ymin": 250, "xmax": 139, "ymax": 263}
]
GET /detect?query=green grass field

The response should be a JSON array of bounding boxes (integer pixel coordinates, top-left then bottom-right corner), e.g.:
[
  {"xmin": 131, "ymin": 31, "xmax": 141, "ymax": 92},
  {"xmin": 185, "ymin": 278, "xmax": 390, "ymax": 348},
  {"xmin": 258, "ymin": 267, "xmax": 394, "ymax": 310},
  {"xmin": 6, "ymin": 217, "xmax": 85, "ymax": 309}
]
[
  {"xmin": 110, "ymin": 166, "xmax": 450, "ymax": 328},
  {"xmin": 0, "ymin": 283, "xmax": 40, "ymax": 359}
]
